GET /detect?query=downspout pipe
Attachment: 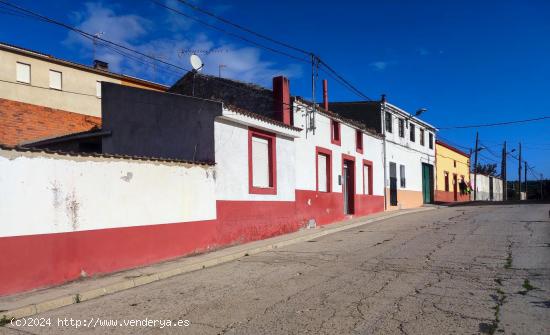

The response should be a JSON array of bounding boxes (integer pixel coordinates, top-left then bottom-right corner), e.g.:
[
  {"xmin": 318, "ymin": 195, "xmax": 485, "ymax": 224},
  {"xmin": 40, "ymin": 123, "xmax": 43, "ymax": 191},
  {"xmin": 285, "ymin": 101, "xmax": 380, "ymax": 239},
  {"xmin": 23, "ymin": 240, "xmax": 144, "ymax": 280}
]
[{"xmin": 381, "ymin": 94, "xmax": 388, "ymax": 210}]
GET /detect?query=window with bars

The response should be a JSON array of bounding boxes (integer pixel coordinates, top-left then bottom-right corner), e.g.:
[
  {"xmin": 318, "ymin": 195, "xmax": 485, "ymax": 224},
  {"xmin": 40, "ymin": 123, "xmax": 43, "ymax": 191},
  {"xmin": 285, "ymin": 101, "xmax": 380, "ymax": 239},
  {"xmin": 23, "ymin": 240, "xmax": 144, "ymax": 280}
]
[
  {"xmin": 385, "ymin": 112, "xmax": 392, "ymax": 133},
  {"xmin": 331, "ymin": 120, "xmax": 341, "ymax": 145},
  {"xmin": 356, "ymin": 129, "xmax": 363, "ymax": 153},
  {"xmin": 400, "ymin": 164, "xmax": 406, "ymax": 188},
  {"xmin": 398, "ymin": 118, "xmax": 405, "ymax": 138}
]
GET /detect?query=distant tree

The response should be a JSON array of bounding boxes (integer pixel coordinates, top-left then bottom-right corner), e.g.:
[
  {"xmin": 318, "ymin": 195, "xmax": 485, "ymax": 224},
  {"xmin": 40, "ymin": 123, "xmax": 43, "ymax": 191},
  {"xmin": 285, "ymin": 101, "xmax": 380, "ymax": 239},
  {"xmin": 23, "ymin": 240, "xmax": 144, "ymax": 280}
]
[{"xmin": 473, "ymin": 163, "xmax": 497, "ymax": 176}]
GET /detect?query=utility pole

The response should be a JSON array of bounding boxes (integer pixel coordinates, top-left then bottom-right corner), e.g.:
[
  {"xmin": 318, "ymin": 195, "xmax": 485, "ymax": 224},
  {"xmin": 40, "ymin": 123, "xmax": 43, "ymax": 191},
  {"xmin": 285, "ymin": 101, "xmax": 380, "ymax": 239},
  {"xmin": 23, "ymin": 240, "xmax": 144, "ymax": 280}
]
[
  {"xmin": 523, "ymin": 161, "xmax": 527, "ymax": 200},
  {"xmin": 502, "ymin": 141, "xmax": 507, "ymax": 201},
  {"xmin": 381, "ymin": 94, "xmax": 388, "ymax": 210},
  {"xmin": 310, "ymin": 54, "xmax": 319, "ymax": 135},
  {"xmin": 473, "ymin": 132, "xmax": 479, "ymax": 201},
  {"xmin": 540, "ymin": 173, "xmax": 544, "ymax": 200},
  {"xmin": 518, "ymin": 143, "xmax": 522, "ymax": 200}
]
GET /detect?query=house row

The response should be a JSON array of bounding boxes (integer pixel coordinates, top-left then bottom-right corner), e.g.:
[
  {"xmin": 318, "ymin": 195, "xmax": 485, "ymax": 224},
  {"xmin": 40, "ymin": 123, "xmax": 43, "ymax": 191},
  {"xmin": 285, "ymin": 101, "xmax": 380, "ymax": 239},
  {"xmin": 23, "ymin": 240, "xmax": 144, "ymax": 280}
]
[{"xmin": 0, "ymin": 42, "xmax": 496, "ymax": 296}]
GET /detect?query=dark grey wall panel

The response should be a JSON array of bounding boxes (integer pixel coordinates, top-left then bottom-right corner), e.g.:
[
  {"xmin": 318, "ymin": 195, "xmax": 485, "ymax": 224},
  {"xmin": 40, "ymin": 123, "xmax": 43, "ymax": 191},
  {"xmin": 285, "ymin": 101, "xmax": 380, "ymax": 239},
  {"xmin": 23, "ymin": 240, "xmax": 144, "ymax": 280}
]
[{"xmin": 101, "ymin": 83, "xmax": 222, "ymax": 162}]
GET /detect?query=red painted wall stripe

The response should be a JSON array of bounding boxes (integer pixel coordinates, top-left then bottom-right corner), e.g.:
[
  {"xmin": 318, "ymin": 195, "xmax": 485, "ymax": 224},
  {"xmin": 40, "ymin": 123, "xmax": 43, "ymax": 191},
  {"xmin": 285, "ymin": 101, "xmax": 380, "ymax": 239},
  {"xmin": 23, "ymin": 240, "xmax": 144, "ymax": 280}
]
[{"xmin": 0, "ymin": 192, "xmax": 384, "ymax": 296}]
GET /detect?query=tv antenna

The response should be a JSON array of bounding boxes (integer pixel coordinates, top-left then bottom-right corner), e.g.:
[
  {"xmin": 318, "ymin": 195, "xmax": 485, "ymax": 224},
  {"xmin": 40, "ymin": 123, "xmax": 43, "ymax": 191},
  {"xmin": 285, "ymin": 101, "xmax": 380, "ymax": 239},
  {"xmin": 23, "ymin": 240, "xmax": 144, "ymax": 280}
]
[
  {"xmin": 92, "ymin": 32, "xmax": 104, "ymax": 61},
  {"xmin": 218, "ymin": 64, "xmax": 227, "ymax": 78}
]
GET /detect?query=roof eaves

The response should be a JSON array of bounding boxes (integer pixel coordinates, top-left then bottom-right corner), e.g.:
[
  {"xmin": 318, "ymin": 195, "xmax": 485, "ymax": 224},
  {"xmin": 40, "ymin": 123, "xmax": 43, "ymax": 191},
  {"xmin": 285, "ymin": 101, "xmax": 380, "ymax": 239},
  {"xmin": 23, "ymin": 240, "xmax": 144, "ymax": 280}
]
[
  {"xmin": 436, "ymin": 140, "xmax": 471, "ymax": 158},
  {"xmin": 0, "ymin": 42, "xmax": 168, "ymax": 90},
  {"xmin": 0, "ymin": 144, "xmax": 214, "ymax": 166},
  {"xmin": 294, "ymin": 97, "xmax": 382, "ymax": 138},
  {"xmin": 224, "ymin": 104, "xmax": 302, "ymax": 132},
  {"xmin": 21, "ymin": 129, "xmax": 110, "ymax": 147}
]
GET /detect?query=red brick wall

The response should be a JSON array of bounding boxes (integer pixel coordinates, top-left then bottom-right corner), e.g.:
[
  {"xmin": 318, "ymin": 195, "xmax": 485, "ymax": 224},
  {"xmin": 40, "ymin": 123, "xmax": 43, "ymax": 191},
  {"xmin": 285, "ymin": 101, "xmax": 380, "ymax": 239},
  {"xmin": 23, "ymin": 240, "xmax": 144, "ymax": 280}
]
[{"xmin": 0, "ymin": 98, "xmax": 101, "ymax": 146}]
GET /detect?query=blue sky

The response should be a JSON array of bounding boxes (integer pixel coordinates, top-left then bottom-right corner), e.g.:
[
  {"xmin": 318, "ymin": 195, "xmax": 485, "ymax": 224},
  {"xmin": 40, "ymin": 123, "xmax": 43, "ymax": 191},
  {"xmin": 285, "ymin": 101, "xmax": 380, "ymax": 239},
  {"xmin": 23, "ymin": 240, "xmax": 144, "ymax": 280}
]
[{"xmin": 1, "ymin": 0, "xmax": 549, "ymax": 178}]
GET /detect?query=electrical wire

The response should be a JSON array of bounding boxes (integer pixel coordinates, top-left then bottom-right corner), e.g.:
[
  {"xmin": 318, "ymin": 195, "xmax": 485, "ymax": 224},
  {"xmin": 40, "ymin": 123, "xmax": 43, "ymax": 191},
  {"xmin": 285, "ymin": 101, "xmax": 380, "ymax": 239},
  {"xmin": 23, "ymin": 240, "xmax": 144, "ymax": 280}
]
[
  {"xmin": 0, "ymin": 1, "xmax": 301, "ymax": 110},
  {"xmin": 169, "ymin": 0, "xmax": 311, "ymax": 56},
  {"xmin": 0, "ymin": 78, "xmax": 100, "ymax": 97},
  {"xmin": 147, "ymin": 0, "xmax": 373, "ymax": 102},
  {"xmin": 147, "ymin": 0, "xmax": 309, "ymax": 63},
  {"xmin": 438, "ymin": 116, "xmax": 550, "ymax": 129}
]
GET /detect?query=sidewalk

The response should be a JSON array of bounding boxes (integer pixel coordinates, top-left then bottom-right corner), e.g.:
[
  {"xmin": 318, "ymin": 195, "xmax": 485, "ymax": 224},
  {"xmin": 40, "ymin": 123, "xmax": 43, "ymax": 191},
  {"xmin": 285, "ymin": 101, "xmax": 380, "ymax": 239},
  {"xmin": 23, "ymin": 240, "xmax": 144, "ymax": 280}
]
[{"xmin": 0, "ymin": 206, "xmax": 436, "ymax": 321}]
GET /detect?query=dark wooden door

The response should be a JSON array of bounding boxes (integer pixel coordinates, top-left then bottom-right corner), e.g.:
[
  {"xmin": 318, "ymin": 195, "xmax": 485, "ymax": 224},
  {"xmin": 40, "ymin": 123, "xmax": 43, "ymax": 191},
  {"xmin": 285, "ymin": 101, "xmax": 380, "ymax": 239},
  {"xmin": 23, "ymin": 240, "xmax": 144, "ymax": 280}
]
[{"xmin": 389, "ymin": 162, "xmax": 397, "ymax": 206}]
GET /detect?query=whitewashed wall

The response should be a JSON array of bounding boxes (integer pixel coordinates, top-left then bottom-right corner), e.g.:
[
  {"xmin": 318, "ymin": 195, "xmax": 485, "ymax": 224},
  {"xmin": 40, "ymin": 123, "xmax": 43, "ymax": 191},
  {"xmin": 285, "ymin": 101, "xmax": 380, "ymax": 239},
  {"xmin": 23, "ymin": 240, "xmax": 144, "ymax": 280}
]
[
  {"xmin": 385, "ymin": 143, "xmax": 435, "ymax": 192},
  {"xmin": 214, "ymin": 109, "xmax": 298, "ymax": 201},
  {"xmin": 293, "ymin": 101, "xmax": 384, "ymax": 196},
  {"xmin": 0, "ymin": 149, "xmax": 216, "ymax": 238},
  {"xmin": 384, "ymin": 104, "xmax": 436, "ymax": 193},
  {"xmin": 470, "ymin": 173, "xmax": 503, "ymax": 201}
]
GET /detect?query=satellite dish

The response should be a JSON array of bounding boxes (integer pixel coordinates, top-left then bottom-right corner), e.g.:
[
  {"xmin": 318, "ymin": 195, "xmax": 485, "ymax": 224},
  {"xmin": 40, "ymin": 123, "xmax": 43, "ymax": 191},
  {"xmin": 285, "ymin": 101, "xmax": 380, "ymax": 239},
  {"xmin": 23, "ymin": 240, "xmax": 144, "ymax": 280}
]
[{"xmin": 190, "ymin": 54, "xmax": 204, "ymax": 71}]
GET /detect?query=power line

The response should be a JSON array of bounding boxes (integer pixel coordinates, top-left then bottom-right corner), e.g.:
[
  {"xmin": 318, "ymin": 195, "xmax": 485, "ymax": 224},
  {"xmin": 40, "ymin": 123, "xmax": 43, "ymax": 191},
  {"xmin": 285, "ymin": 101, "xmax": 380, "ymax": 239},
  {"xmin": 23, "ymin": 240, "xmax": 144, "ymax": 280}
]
[
  {"xmin": 0, "ymin": 78, "xmax": 99, "ymax": 97},
  {"xmin": 170, "ymin": 0, "xmax": 311, "ymax": 56},
  {"xmin": 436, "ymin": 135, "xmax": 472, "ymax": 152},
  {"xmin": 438, "ymin": 116, "xmax": 550, "ymax": 130},
  {"xmin": 317, "ymin": 59, "xmax": 372, "ymax": 101},
  {"xmin": 147, "ymin": 0, "xmax": 309, "ymax": 63},
  {"xmin": 148, "ymin": 0, "xmax": 373, "ymax": 102},
  {"xmin": 0, "ymin": 1, "xmax": 192, "ymax": 73},
  {"xmin": 0, "ymin": 1, "xmax": 299, "ymax": 109}
]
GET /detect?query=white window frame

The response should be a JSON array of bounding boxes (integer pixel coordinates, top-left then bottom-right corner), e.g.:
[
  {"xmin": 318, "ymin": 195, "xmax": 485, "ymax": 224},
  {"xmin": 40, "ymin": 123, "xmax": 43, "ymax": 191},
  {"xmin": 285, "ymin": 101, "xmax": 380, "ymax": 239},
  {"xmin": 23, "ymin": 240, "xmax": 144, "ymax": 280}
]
[
  {"xmin": 16, "ymin": 62, "xmax": 31, "ymax": 84},
  {"xmin": 251, "ymin": 136, "xmax": 270, "ymax": 188},
  {"xmin": 49, "ymin": 70, "xmax": 62, "ymax": 90}
]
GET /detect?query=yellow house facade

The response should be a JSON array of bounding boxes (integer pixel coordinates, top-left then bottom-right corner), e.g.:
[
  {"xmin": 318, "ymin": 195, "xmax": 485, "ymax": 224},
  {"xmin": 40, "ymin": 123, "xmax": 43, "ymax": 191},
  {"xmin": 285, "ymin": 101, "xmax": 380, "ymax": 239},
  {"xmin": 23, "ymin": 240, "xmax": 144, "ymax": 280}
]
[{"xmin": 435, "ymin": 140, "xmax": 471, "ymax": 202}]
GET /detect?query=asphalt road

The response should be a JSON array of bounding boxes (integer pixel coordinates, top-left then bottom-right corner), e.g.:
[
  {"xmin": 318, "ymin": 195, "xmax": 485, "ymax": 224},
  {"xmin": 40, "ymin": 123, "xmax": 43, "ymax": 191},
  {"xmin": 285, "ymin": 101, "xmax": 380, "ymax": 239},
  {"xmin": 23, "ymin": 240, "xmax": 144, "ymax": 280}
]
[{"xmin": 3, "ymin": 204, "xmax": 549, "ymax": 334}]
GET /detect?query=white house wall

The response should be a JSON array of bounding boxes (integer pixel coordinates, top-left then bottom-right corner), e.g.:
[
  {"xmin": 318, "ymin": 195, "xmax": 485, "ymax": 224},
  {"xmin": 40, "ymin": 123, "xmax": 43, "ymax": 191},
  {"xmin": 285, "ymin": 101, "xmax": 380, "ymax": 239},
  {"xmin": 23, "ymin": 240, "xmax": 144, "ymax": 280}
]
[
  {"xmin": 0, "ymin": 149, "xmax": 216, "ymax": 238},
  {"xmin": 293, "ymin": 102, "xmax": 384, "ymax": 196},
  {"xmin": 214, "ymin": 117, "xmax": 296, "ymax": 202},
  {"xmin": 385, "ymin": 142, "xmax": 435, "ymax": 193}
]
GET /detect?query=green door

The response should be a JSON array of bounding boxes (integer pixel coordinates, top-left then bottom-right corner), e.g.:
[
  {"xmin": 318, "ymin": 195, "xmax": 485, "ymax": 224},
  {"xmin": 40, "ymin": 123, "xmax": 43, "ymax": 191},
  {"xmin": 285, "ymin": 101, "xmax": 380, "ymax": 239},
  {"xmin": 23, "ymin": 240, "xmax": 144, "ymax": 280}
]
[{"xmin": 422, "ymin": 163, "xmax": 434, "ymax": 204}]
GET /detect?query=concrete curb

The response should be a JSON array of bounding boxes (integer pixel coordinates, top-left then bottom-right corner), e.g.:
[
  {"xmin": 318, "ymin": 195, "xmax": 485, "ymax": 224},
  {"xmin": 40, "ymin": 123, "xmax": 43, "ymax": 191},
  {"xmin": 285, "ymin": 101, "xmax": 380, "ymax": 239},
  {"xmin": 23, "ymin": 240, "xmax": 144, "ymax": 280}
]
[{"xmin": 1, "ymin": 207, "xmax": 435, "ymax": 321}]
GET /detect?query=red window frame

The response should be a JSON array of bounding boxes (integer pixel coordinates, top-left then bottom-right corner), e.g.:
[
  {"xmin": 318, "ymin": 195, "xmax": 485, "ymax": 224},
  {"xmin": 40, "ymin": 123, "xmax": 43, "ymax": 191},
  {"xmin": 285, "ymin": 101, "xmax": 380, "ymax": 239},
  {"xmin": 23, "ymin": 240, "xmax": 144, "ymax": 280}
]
[
  {"xmin": 444, "ymin": 171, "xmax": 449, "ymax": 192},
  {"xmin": 315, "ymin": 146, "xmax": 332, "ymax": 192},
  {"xmin": 363, "ymin": 159, "xmax": 373, "ymax": 195},
  {"xmin": 248, "ymin": 127, "xmax": 277, "ymax": 195},
  {"xmin": 356, "ymin": 129, "xmax": 363, "ymax": 154},
  {"xmin": 331, "ymin": 119, "xmax": 341, "ymax": 145}
]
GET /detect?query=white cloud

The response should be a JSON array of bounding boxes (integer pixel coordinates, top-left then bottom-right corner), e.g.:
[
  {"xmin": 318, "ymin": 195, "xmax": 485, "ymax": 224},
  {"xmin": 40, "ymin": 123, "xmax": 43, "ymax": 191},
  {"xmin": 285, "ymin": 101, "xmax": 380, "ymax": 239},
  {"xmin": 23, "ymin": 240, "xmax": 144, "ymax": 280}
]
[
  {"xmin": 164, "ymin": 0, "xmax": 195, "ymax": 31},
  {"xmin": 369, "ymin": 61, "xmax": 388, "ymax": 71},
  {"xmin": 417, "ymin": 47, "xmax": 430, "ymax": 56},
  {"xmin": 63, "ymin": 2, "xmax": 302, "ymax": 86}
]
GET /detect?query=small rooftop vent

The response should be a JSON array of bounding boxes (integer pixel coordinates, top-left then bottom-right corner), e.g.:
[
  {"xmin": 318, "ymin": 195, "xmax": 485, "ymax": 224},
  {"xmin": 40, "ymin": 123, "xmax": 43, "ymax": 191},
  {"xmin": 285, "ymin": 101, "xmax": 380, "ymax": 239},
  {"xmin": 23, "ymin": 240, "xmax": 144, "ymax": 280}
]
[{"xmin": 93, "ymin": 60, "xmax": 109, "ymax": 71}]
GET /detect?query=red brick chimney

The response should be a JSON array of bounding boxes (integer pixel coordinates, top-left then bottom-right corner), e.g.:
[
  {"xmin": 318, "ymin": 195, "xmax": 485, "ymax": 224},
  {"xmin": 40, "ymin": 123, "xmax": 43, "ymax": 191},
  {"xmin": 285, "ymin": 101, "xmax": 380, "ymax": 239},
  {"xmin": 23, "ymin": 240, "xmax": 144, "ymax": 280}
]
[
  {"xmin": 273, "ymin": 76, "xmax": 291, "ymax": 126},
  {"xmin": 322, "ymin": 79, "xmax": 328, "ymax": 111}
]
